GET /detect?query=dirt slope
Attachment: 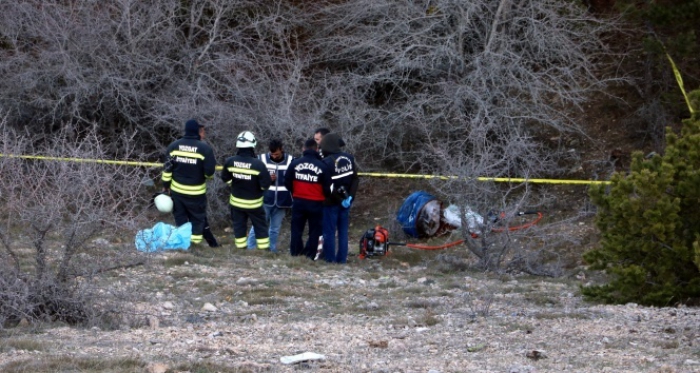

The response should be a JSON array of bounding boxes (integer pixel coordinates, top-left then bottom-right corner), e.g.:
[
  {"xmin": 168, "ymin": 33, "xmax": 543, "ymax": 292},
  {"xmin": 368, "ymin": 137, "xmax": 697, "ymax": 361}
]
[{"xmin": 1, "ymin": 246, "xmax": 699, "ymax": 373}]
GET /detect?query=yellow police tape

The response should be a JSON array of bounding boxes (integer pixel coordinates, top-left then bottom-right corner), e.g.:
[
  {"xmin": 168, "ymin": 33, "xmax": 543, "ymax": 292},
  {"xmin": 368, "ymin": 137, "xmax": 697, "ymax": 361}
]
[
  {"xmin": 0, "ymin": 153, "xmax": 611, "ymax": 185},
  {"xmin": 358, "ymin": 172, "xmax": 610, "ymax": 185},
  {"xmin": 666, "ymin": 51, "xmax": 695, "ymax": 115}
]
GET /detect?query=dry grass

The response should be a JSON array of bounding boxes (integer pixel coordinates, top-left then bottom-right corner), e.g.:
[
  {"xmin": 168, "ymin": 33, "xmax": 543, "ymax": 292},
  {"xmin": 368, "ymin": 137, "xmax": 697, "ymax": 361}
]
[
  {"xmin": 1, "ymin": 183, "xmax": 699, "ymax": 372},
  {"xmin": 0, "ymin": 357, "xmax": 146, "ymax": 373}
]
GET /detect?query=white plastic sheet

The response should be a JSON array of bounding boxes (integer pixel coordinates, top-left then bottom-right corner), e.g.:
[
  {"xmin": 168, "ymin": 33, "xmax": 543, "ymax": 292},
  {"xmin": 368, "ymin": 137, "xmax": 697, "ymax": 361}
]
[{"xmin": 443, "ymin": 205, "xmax": 484, "ymax": 235}]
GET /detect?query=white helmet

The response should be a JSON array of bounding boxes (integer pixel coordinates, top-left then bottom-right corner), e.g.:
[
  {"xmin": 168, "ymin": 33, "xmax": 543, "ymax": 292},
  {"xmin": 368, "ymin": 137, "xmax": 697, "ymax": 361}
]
[
  {"xmin": 236, "ymin": 131, "xmax": 257, "ymax": 148},
  {"xmin": 154, "ymin": 194, "xmax": 173, "ymax": 213}
]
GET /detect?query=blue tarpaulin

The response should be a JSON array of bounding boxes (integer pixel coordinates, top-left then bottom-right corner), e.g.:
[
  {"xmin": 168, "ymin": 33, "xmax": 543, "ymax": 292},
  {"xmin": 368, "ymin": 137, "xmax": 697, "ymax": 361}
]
[
  {"xmin": 135, "ymin": 222, "xmax": 192, "ymax": 252},
  {"xmin": 396, "ymin": 191, "xmax": 441, "ymax": 238}
]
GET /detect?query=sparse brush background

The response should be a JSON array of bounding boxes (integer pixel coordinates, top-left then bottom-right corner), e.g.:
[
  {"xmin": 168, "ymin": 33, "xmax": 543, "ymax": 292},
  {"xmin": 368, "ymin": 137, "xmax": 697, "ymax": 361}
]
[{"xmin": 1, "ymin": 0, "xmax": 700, "ymax": 357}]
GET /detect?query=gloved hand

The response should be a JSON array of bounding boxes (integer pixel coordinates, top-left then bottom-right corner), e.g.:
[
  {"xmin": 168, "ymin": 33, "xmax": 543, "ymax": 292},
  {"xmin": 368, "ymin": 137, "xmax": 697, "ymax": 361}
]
[{"xmin": 342, "ymin": 196, "xmax": 353, "ymax": 208}]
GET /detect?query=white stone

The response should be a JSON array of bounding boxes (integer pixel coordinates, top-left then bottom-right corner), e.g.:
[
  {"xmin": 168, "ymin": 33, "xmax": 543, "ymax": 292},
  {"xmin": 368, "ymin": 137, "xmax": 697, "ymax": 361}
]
[{"xmin": 280, "ymin": 352, "xmax": 326, "ymax": 365}]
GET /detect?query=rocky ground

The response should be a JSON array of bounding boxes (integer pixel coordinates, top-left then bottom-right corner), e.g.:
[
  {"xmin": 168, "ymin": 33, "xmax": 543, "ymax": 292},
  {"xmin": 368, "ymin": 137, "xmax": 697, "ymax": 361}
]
[{"xmin": 1, "ymin": 238, "xmax": 699, "ymax": 373}]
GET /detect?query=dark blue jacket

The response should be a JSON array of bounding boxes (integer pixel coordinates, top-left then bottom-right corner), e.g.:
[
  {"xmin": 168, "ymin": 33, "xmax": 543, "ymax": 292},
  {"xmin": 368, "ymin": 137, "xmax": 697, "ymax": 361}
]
[
  {"xmin": 260, "ymin": 152, "xmax": 294, "ymax": 208},
  {"xmin": 162, "ymin": 134, "xmax": 216, "ymax": 196},
  {"xmin": 320, "ymin": 133, "xmax": 359, "ymax": 206},
  {"xmin": 221, "ymin": 149, "xmax": 272, "ymax": 209},
  {"xmin": 285, "ymin": 149, "xmax": 331, "ymax": 202}
]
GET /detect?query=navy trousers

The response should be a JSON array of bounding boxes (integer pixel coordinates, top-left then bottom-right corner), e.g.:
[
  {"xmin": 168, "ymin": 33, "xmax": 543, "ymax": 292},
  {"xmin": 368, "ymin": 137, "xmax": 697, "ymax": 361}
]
[{"xmin": 289, "ymin": 198, "xmax": 324, "ymax": 258}]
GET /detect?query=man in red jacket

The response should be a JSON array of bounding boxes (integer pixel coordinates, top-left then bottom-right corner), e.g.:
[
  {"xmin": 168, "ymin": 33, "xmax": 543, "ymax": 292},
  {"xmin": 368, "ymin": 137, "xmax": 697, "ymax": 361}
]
[{"xmin": 284, "ymin": 139, "xmax": 331, "ymax": 258}]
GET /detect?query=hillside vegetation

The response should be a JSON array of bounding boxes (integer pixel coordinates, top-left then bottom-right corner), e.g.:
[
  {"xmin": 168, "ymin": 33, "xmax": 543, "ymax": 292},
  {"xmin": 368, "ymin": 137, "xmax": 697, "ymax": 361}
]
[{"xmin": 1, "ymin": 1, "xmax": 700, "ymax": 364}]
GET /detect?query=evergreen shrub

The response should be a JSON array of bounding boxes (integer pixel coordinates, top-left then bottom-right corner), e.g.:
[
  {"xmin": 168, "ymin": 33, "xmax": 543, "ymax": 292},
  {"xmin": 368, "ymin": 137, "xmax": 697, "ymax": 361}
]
[{"xmin": 583, "ymin": 90, "xmax": 700, "ymax": 306}]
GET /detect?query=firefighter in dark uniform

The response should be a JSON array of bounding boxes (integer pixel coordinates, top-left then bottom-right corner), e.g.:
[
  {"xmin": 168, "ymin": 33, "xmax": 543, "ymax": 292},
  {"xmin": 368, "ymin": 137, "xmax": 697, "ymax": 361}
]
[
  {"xmin": 284, "ymin": 138, "xmax": 331, "ymax": 258},
  {"xmin": 320, "ymin": 133, "xmax": 359, "ymax": 264},
  {"xmin": 161, "ymin": 119, "xmax": 217, "ymax": 245},
  {"xmin": 221, "ymin": 131, "xmax": 272, "ymax": 250}
]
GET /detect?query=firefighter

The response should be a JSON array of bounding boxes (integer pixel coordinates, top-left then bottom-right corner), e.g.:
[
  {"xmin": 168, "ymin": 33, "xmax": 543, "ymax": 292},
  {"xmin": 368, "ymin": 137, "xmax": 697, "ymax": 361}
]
[
  {"xmin": 320, "ymin": 133, "xmax": 359, "ymax": 264},
  {"xmin": 196, "ymin": 124, "xmax": 220, "ymax": 247},
  {"xmin": 247, "ymin": 139, "xmax": 294, "ymax": 252},
  {"xmin": 161, "ymin": 119, "xmax": 217, "ymax": 246},
  {"xmin": 221, "ymin": 131, "xmax": 272, "ymax": 250},
  {"xmin": 284, "ymin": 138, "xmax": 331, "ymax": 258}
]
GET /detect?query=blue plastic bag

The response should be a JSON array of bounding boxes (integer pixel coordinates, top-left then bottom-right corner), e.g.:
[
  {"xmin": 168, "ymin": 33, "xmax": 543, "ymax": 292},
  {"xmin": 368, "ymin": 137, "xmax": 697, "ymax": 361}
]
[{"xmin": 135, "ymin": 222, "xmax": 192, "ymax": 252}]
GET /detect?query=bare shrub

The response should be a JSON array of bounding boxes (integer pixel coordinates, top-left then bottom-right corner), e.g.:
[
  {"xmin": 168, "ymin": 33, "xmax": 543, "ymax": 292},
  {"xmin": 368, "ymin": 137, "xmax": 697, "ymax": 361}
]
[
  {"xmin": 0, "ymin": 121, "xmax": 152, "ymax": 326},
  {"xmin": 297, "ymin": 0, "xmax": 619, "ymax": 274},
  {"xmin": 0, "ymin": 0, "xmax": 622, "ymax": 276},
  {"xmin": 0, "ymin": 0, "xmax": 319, "ymax": 155}
]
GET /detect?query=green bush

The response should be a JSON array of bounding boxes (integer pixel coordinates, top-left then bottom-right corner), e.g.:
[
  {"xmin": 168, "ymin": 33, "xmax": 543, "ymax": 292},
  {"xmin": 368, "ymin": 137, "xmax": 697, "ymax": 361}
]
[{"xmin": 583, "ymin": 91, "xmax": 700, "ymax": 306}]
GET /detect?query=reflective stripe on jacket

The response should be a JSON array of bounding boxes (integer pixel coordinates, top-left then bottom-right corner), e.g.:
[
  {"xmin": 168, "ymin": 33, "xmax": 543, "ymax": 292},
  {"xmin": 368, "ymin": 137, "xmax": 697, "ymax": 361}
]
[
  {"xmin": 161, "ymin": 136, "xmax": 216, "ymax": 196},
  {"xmin": 261, "ymin": 152, "xmax": 294, "ymax": 208},
  {"xmin": 221, "ymin": 150, "xmax": 272, "ymax": 209},
  {"xmin": 323, "ymin": 151, "xmax": 359, "ymax": 205}
]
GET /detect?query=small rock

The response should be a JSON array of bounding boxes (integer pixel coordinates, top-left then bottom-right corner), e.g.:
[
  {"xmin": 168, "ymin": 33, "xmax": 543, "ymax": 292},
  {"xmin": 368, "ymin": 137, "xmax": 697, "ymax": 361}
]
[
  {"xmin": 417, "ymin": 277, "xmax": 427, "ymax": 284},
  {"xmin": 209, "ymin": 331, "xmax": 224, "ymax": 338},
  {"xmin": 368, "ymin": 340, "xmax": 388, "ymax": 348},
  {"xmin": 428, "ymin": 370, "xmax": 442, "ymax": 373},
  {"xmin": 162, "ymin": 301, "xmax": 174, "ymax": 310},
  {"xmin": 242, "ymin": 313, "xmax": 257, "ymax": 322},
  {"xmin": 201, "ymin": 303, "xmax": 217, "ymax": 312},
  {"xmin": 366, "ymin": 301, "xmax": 380, "ymax": 310},
  {"xmin": 467, "ymin": 343, "xmax": 486, "ymax": 352},
  {"xmin": 236, "ymin": 277, "xmax": 257, "ymax": 285},
  {"xmin": 684, "ymin": 359, "xmax": 700, "ymax": 365},
  {"xmin": 91, "ymin": 238, "xmax": 111, "ymax": 247},
  {"xmin": 525, "ymin": 350, "xmax": 547, "ymax": 360}
]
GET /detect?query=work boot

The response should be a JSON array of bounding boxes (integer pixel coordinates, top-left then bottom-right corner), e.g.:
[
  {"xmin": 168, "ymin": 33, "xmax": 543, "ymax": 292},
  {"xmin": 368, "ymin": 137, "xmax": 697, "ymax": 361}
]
[
  {"xmin": 202, "ymin": 219, "xmax": 219, "ymax": 247},
  {"xmin": 203, "ymin": 227, "xmax": 219, "ymax": 247}
]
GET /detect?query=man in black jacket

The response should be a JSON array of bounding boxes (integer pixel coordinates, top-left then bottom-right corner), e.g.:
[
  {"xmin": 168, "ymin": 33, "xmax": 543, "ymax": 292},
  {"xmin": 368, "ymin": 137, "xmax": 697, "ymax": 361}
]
[
  {"xmin": 221, "ymin": 131, "xmax": 272, "ymax": 250},
  {"xmin": 320, "ymin": 133, "xmax": 359, "ymax": 263},
  {"xmin": 285, "ymin": 139, "xmax": 331, "ymax": 258},
  {"xmin": 161, "ymin": 119, "xmax": 217, "ymax": 246}
]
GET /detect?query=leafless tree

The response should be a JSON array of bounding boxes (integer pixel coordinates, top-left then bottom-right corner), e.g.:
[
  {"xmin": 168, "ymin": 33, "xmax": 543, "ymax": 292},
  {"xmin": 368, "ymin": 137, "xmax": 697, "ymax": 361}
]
[
  {"xmin": 0, "ymin": 0, "xmax": 620, "ymax": 274},
  {"xmin": 0, "ymin": 120, "xmax": 152, "ymax": 326},
  {"xmin": 301, "ymin": 0, "xmax": 617, "ymax": 272}
]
